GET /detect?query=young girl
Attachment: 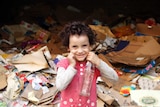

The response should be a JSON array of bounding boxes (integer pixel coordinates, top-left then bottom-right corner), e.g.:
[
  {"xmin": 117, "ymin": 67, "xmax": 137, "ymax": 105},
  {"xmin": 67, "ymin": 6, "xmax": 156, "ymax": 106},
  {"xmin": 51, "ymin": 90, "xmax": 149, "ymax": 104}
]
[{"xmin": 56, "ymin": 21, "xmax": 118, "ymax": 107}]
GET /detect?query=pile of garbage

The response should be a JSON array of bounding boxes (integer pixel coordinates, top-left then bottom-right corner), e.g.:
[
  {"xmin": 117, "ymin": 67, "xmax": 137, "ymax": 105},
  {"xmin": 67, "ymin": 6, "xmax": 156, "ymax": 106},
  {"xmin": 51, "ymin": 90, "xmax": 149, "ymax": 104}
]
[{"xmin": 1, "ymin": 16, "xmax": 160, "ymax": 107}]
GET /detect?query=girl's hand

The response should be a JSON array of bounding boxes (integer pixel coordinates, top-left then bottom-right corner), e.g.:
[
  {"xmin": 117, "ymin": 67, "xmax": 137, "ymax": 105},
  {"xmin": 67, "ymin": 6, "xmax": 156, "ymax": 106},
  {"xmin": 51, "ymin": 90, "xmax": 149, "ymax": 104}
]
[
  {"xmin": 86, "ymin": 52, "xmax": 101, "ymax": 66},
  {"xmin": 67, "ymin": 52, "xmax": 76, "ymax": 67}
]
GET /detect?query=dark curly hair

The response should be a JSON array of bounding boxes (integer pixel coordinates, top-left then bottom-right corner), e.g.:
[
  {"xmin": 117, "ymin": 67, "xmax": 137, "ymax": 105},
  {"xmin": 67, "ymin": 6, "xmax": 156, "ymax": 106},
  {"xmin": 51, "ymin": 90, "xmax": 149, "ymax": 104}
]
[{"xmin": 59, "ymin": 21, "xmax": 97, "ymax": 47}]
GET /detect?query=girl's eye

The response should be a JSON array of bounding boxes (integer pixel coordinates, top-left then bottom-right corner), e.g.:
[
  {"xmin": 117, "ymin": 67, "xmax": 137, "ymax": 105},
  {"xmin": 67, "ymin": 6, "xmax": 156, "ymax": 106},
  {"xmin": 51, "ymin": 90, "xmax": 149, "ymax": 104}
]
[
  {"xmin": 82, "ymin": 44, "xmax": 87, "ymax": 47},
  {"xmin": 72, "ymin": 45, "xmax": 77, "ymax": 48}
]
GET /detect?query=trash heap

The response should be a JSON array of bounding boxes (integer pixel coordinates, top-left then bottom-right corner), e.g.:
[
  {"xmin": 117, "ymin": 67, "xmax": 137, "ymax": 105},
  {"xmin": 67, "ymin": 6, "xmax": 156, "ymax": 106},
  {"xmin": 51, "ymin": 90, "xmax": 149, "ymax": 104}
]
[{"xmin": 1, "ymin": 14, "xmax": 160, "ymax": 107}]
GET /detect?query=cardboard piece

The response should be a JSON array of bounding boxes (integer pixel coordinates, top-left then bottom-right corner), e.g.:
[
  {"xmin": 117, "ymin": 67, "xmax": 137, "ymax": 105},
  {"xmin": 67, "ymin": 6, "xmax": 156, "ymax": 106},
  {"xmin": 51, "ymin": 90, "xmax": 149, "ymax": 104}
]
[
  {"xmin": 0, "ymin": 64, "xmax": 8, "ymax": 90},
  {"xmin": 136, "ymin": 23, "xmax": 160, "ymax": 36},
  {"xmin": 135, "ymin": 37, "xmax": 160, "ymax": 59},
  {"xmin": 89, "ymin": 25, "xmax": 115, "ymax": 39},
  {"xmin": 0, "ymin": 72, "xmax": 7, "ymax": 90},
  {"xmin": 106, "ymin": 36, "xmax": 160, "ymax": 66},
  {"xmin": 11, "ymin": 47, "xmax": 49, "ymax": 72},
  {"xmin": 97, "ymin": 90, "xmax": 114, "ymax": 105},
  {"xmin": 97, "ymin": 98, "xmax": 105, "ymax": 107},
  {"xmin": 97, "ymin": 84, "xmax": 115, "ymax": 105}
]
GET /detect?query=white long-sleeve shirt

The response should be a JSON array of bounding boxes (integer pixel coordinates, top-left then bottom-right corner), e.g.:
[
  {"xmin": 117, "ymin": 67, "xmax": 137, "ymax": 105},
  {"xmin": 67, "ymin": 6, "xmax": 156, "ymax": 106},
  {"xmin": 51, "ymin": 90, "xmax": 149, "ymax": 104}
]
[{"xmin": 56, "ymin": 59, "xmax": 118, "ymax": 91}]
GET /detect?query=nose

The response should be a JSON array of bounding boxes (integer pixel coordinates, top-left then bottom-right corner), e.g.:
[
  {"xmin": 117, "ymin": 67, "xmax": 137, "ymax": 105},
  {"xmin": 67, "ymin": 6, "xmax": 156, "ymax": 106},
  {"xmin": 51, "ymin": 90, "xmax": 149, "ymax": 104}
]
[{"xmin": 77, "ymin": 47, "xmax": 83, "ymax": 53}]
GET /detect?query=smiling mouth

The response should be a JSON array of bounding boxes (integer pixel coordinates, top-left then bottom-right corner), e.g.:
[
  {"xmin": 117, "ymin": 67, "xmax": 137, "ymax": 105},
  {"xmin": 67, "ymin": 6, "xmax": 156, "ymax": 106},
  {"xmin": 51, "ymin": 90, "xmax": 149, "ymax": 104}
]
[
  {"xmin": 76, "ymin": 54, "xmax": 86, "ymax": 58},
  {"xmin": 77, "ymin": 55, "xmax": 84, "ymax": 58}
]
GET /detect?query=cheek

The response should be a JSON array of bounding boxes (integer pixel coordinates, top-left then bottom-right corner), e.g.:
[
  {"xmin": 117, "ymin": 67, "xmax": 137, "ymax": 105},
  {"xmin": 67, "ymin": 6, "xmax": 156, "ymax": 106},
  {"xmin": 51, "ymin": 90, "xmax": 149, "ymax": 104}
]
[
  {"xmin": 68, "ymin": 48, "xmax": 77, "ymax": 54},
  {"xmin": 83, "ymin": 48, "xmax": 90, "ymax": 54}
]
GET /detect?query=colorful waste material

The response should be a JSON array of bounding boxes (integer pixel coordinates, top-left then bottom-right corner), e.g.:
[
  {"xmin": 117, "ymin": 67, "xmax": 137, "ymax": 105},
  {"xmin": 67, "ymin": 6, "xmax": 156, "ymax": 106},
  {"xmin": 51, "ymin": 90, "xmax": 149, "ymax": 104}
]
[
  {"xmin": 120, "ymin": 85, "xmax": 136, "ymax": 97},
  {"xmin": 121, "ymin": 60, "xmax": 156, "ymax": 74}
]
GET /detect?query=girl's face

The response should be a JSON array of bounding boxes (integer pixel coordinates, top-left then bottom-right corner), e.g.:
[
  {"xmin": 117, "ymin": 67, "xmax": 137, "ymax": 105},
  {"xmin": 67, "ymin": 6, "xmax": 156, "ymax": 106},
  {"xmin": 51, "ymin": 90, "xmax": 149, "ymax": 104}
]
[{"xmin": 68, "ymin": 34, "xmax": 91, "ymax": 62}]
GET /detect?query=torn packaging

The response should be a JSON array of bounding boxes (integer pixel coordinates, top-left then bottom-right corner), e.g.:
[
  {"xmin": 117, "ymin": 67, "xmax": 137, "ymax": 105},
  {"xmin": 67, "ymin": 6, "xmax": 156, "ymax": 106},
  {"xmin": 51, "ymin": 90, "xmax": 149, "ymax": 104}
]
[
  {"xmin": 3, "ymin": 72, "xmax": 24, "ymax": 100},
  {"xmin": 21, "ymin": 83, "xmax": 59, "ymax": 105},
  {"xmin": 11, "ymin": 48, "xmax": 49, "ymax": 72}
]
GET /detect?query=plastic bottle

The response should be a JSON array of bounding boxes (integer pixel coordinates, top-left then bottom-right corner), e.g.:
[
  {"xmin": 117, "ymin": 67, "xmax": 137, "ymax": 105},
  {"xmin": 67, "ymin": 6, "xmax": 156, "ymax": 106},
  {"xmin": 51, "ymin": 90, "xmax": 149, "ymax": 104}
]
[{"xmin": 80, "ymin": 61, "xmax": 95, "ymax": 96}]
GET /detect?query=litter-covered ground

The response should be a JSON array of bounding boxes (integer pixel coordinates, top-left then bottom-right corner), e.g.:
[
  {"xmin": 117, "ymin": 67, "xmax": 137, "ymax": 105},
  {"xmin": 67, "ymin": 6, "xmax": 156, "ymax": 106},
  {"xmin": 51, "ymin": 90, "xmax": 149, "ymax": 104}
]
[{"xmin": 1, "ymin": 2, "xmax": 160, "ymax": 107}]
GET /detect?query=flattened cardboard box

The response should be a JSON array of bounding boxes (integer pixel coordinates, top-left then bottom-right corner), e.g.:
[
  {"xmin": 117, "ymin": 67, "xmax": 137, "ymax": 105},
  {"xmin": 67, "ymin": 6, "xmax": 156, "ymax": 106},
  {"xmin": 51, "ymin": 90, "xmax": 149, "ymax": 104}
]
[
  {"xmin": 106, "ymin": 36, "xmax": 160, "ymax": 66},
  {"xmin": 136, "ymin": 23, "xmax": 160, "ymax": 36}
]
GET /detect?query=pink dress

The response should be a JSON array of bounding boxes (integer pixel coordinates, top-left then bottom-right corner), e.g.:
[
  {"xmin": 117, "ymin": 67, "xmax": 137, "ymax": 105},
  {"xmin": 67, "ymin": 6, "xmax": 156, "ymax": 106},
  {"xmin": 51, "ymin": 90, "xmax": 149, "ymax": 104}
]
[{"xmin": 56, "ymin": 59, "xmax": 100, "ymax": 107}]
